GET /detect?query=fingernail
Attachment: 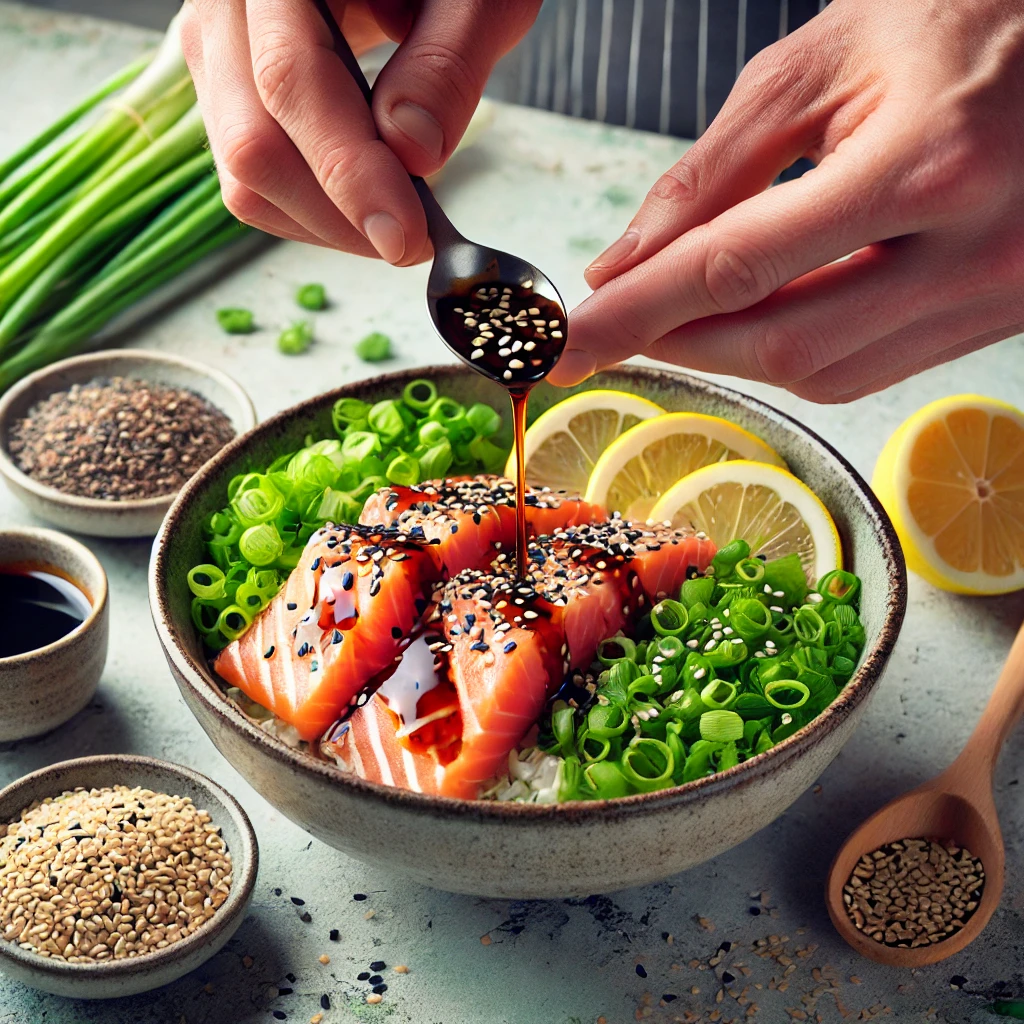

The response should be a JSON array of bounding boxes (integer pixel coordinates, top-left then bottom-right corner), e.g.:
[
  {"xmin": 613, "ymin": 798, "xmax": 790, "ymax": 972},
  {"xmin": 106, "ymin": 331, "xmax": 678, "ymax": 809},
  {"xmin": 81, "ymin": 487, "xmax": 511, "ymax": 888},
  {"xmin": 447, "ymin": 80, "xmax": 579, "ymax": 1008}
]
[
  {"xmin": 390, "ymin": 102, "xmax": 444, "ymax": 161},
  {"xmin": 552, "ymin": 349, "xmax": 597, "ymax": 386},
  {"xmin": 363, "ymin": 212, "xmax": 406, "ymax": 264},
  {"xmin": 587, "ymin": 230, "xmax": 640, "ymax": 274}
]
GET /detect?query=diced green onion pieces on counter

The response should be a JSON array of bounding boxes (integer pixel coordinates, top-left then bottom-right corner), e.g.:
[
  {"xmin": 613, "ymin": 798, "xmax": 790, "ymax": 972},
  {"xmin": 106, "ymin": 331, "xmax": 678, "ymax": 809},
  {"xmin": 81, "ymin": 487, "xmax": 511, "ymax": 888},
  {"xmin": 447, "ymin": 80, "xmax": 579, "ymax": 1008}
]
[
  {"xmin": 278, "ymin": 319, "xmax": 313, "ymax": 355},
  {"xmin": 216, "ymin": 307, "xmax": 255, "ymax": 334},
  {"xmin": 355, "ymin": 331, "xmax": 392, "ymax": 362},
  {"xmin": 295, "ymin": 283, "xmax": 327, "ymax": 310}
]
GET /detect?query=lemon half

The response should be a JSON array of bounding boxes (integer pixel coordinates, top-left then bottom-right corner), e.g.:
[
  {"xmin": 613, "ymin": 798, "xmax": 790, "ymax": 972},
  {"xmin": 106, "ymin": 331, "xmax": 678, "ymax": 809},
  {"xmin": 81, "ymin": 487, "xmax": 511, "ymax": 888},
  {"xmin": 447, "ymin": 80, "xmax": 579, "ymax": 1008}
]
[{"xmin": 872, "ymin": 394, "xmax": 1024, "ymax": 594}]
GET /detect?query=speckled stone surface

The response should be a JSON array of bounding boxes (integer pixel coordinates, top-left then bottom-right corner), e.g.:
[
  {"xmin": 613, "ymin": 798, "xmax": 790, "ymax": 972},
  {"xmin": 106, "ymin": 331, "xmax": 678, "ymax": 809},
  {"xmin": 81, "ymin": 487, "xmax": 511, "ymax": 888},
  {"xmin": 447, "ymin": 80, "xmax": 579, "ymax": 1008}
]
[{"xmin": 1, "ymin": 4, "xmax": 1023, "ymax": 1022}]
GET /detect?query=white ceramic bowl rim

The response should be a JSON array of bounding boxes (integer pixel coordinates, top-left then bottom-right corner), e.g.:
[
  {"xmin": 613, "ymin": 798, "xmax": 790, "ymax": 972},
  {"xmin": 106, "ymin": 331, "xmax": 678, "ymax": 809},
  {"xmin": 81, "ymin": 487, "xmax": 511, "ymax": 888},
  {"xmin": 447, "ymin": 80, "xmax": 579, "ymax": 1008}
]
[
  {"xmin": 0, "ymin": 754, "xmax": 257, "ymax": 978},
  {"xmin": 150, "ymin": 365, "xmax": 907, "ymax": 823},
  {"xmin": 0, "ymin": 526, "xmax": 108, "ymax": 667},
  {"xmin": 0, "ymin": 349, "xmax": 256, "ymax": 512}
]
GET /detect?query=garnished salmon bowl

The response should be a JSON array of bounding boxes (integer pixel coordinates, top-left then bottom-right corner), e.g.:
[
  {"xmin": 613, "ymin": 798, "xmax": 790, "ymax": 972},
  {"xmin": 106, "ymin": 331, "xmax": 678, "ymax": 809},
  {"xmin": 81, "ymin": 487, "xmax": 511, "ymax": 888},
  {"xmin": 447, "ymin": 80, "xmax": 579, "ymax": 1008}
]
[{"xmin": 149, "ymin": 365, "xmax": 906, "ymax": 898}]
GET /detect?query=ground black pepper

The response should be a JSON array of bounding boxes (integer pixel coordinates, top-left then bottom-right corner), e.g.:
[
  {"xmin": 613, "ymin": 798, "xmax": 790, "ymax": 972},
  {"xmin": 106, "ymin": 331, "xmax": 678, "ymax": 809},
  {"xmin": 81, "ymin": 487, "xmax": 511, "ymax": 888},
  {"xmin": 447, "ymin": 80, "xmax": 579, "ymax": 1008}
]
[{"xmin": 8, "ymin": 376, "xmax": 235, "ymax": 500}]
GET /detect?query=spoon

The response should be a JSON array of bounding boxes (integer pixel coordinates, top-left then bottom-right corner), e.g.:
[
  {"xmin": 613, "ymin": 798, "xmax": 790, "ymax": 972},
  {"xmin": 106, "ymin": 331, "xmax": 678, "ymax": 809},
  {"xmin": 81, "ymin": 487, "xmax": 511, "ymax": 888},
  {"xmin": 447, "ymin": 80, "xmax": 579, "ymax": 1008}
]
[
  {"xmin": 826, "ymin": 618, "xmax": 1024, "ymax": 966},
  {"xmin": 311, "ymin": 0, "xmax": 568, "ymax": 381}
]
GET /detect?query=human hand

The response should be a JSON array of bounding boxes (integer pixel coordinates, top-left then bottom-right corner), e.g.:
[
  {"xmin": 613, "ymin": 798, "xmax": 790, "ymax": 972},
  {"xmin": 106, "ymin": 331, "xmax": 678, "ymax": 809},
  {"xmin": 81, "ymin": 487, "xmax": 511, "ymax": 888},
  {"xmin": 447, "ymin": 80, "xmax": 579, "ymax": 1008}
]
[
  {"xmin": 550, "ymin": 0, "xmax": 1024, "ymax": 402},
  {"xmin": 181, "ymin": 0, "xmax": 540, "ymax": 263}
]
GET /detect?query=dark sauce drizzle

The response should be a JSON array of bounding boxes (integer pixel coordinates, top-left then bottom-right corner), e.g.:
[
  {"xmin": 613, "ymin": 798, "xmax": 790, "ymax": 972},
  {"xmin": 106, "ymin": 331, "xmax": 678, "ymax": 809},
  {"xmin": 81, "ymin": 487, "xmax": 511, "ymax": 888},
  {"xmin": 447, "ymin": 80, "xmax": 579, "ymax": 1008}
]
[{"xmin": 435, "ymin": 281, "xmax": 566, "ymax": 579}]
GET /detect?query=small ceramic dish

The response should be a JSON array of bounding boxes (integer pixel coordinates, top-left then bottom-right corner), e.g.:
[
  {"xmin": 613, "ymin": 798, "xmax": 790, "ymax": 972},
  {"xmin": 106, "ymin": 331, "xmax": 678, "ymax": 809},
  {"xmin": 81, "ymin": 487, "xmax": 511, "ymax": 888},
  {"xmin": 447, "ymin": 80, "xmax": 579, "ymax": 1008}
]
[
  {"xmin": 151, "ymin": 364, "xmax": 907, "ymax": 899},
  {"xmin": 0, "ymin": 350, "xmax": 257, "ymax": 538},
  {"xmin": 0, "ymin": 755, "xmax": 258, "ymax": 999},
  {"xmin": 0, "ymin": 527, "xmax": 109, "ymax": 742}
]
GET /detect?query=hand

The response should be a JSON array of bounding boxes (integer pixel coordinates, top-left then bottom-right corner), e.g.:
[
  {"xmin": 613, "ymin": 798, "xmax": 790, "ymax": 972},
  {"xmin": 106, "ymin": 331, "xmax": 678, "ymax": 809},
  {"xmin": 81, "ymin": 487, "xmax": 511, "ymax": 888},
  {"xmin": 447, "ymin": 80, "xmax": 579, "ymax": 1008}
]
[
  {"xmin": 550, "ymin": 0, "xmax": 1024, "ymax": 402},
  {"xmin": 180, "ymin": 0, "xmax": 540, "ymax": 263}
]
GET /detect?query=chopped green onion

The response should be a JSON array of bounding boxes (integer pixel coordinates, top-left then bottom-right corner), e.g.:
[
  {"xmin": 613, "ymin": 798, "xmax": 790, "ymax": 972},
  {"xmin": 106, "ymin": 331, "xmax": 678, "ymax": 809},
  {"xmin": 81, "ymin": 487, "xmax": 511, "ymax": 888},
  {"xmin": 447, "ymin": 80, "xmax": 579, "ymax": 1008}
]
[
  {"xmin": 793, "ymin": 606, "xmax": 826, "ymax": 644},
  {"xmin": 231, "ymin": 476, "xmax": 285, "ymax": 526},
  {"xmin": 598, "ymin": 636, "xmax": 636, "ymax": 665},
  {"xmin": 216, "ymin": 604, "xmax": 252, "ymax": 643},
  {"xmin": 355, "ymin": 331, "xmax": 392, "ymax": 362},
  {"xmin": 651, "ymin": 599, "xmax": 688, "ymax": 637},
  {"xmin": 278, "ymin": 319, "xmax": 313, "ymax": 355},
  {"xmin": 216, "ymin": 307, "xmax": 255, "ymax": 334},
  {"xmin": 295, "ymin": 283, "xmax": 326, "ymax": 310},
  {"xmin": 419, "ymin": 441, "xmax": 453, "ymax": 481},
  {"xmin": 187, "ymin": 564, "xmax": 225, "ymax": 600},
  {"xmin": 699, "ymin": 710, "xmax": 744, "ymax": 743},
  {"xmin": 764, "ymin": 680, "xmax": 811, "ymax": 710},
  {"xmin": 700, "ymin": 678, "xmax": 738, "ymax": 710},
  {"xmin": 239, "ymin": 524, "xmax": 285, "ymax": 566},
  {"xmin": 818, "ymin": 569, "xmax": 860, "ymax": 604},
  {"xmin": 712, "ymin": 539, "xmax": 750, "ymax": 577},
  {"xmin": 466, "ymin": 402, "xmax": 502, "ymax": 437},
  {"xmin": 402, "ymin": 378, "xmax": 438, "ymax": 412},
  {"xmin": 584, "ymin": 761, "xmax": 631, "ymax": 799},
  {"xmin": 735, "ymin": 558, "xmax": 766, "ymax": 583},
  {"xmin": 386, "ymin": 453, "xmax": 420, "ymax": 487},
  {"xmin": 621, "ymin": 739, "xmax": 675, "ymax": 792}
]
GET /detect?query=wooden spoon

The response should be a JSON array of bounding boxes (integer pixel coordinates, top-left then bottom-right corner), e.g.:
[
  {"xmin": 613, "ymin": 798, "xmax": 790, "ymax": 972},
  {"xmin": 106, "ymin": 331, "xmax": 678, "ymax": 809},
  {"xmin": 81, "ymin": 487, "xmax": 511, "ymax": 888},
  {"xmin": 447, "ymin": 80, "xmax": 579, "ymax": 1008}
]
[{"xmin": 826, "ymin": 619, "xmax": 1024, "ymax": 966}]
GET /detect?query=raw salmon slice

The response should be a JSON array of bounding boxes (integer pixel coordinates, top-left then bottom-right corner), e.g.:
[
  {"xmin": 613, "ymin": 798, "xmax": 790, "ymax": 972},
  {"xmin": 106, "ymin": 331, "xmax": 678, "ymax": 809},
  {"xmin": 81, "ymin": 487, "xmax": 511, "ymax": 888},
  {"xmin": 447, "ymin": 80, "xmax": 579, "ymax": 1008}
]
[
  {"xmin": 328, "ymin": 520, "xmax": 717, "ymax": 799},
  {"xmin": 359, "ymin": 475, "xmax": 605, "ymax": 574},
  {"xmin": 214, "ymin": 524, "xmax": 432, "ymax": 742}
]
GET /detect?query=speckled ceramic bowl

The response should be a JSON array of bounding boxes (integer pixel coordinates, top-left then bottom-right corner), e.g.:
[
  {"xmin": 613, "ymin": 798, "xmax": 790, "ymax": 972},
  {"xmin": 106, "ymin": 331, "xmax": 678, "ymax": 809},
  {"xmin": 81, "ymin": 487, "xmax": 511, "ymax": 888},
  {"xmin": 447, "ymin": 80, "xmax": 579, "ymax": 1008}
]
[
  {"xmin": 150, "ymin": 365, "xmax": 906, "ymax": 898},
  {"xmin": 0, "ymin": 755, "xmax": 258, "ymax": 998},
  {"xmin": 0, "ymin": 350, "xmax": 256, "ymax": 538},
  {"xmin": 0, "ymin": 527, "xmax": 108, "ymax": 742}
]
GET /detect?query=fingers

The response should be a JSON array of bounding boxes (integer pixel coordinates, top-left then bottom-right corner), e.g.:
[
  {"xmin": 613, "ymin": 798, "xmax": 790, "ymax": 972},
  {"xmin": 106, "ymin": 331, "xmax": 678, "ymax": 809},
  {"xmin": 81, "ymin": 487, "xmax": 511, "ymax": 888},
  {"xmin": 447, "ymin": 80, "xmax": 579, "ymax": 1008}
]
[
  {"xmin": 584, "ymin": 36, "xmax": 838, "ymax": 290},
  {"xmin": 185, "ymin": 0, "xmax": 378, "ymax": 253},
  {"xmin": 246, "ymin": 0, "xmax": 428, "ymax": 265},
  {"xmin": 550, "ymin": 111, "xmax": 935, "ymax": 390},
  {"xmin": 372, "ymin": 0, "xmax": 542, "ymax": 176}
]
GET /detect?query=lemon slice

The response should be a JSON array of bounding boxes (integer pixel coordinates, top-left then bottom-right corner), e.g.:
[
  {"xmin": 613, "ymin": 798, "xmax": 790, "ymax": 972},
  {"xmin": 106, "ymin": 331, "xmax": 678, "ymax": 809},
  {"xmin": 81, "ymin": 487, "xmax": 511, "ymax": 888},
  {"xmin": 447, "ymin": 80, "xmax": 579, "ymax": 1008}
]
[
  {"xmin": 650, "ymin": 460, "xmax": 841, "ymax": 583},
  {"xmin": 585, "ymin": 412, "xmax": 787, "ymax": 521},
  {"xmin": 872, "ymin": 394, "xmax": 1024, "ymax": 594},
  {"xmin": 505, "ymin": 389, "xmax": 664, "ymax": 495}
]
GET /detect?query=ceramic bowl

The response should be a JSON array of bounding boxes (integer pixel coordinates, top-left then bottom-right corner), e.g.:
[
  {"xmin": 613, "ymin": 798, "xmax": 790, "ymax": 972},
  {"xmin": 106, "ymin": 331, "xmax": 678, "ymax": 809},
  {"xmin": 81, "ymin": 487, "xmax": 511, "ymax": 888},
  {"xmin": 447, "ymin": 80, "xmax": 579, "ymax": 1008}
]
[
  {"xmin": 150, "ymin": 365, "xmax": 907, "ymax": 898},
  {"xmin": 0, "ymin": 350, "xmax": 257, "ymax": 538},
  {"xmin": 0, "ymin": 755, "xmax": 258, "ymax": 998},
  {"xmin": 0, "ymin": 527, "xmax": 109, "ymax": 742}
]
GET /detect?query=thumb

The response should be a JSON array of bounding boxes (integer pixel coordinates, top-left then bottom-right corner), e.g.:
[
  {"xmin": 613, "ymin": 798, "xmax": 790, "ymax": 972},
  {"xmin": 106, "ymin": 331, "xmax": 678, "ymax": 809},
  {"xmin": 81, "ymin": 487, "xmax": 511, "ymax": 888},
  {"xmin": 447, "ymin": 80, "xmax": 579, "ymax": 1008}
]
[{"xmin": 371, "ymin": 0, "xmax": 541, "ymax": 176}]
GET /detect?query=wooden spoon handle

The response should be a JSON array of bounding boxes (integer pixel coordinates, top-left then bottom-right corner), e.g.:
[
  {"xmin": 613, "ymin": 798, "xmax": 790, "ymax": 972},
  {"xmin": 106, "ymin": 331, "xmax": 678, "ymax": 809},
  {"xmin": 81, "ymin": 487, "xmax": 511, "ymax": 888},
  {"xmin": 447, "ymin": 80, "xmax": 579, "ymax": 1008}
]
[{"xmin": 948, "ymin": 619, "xmax": 1024, "ymax": 789}]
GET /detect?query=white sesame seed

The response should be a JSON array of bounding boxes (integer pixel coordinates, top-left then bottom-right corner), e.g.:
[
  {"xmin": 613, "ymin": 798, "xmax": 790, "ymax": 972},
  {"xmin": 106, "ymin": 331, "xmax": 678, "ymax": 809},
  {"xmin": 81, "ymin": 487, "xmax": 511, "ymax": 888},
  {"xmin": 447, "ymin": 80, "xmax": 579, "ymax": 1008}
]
[{"xmin": 508, "ymin": 359, "xmax": 525, "ymax": 369}]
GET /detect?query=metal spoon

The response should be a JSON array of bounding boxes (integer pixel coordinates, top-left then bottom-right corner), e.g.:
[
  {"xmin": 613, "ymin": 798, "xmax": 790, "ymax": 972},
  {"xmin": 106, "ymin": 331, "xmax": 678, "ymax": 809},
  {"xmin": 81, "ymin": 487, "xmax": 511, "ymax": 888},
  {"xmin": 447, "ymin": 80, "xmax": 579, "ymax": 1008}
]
[
  {"xmin": 311, "ymin": 1, "xmax": 567, "ymax": 381},
  {"xmin": 825, "ymin": 618, "xmax": 1024, "ymax": 966}
]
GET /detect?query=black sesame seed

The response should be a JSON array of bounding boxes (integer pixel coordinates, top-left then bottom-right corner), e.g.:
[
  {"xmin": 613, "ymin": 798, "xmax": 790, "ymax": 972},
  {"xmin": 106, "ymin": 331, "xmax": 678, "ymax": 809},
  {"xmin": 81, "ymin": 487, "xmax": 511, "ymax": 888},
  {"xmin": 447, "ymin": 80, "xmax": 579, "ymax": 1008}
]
[
  {"xmin": 332, "ymin": 630, "xmax": 343, "ymax": 644},
  {"xmin": 311, "ymin": 557, "xmax": 321, "ymax": 571},
  {"xmin": 299, "ymin": 911, "xmax": 312, "ymax": 923},
  {"xmin": 357, "ymin": 971, "xmax": 370, "ymax": 981},
  {"xmin": 263, "ymin": 645, "xmax": 275, "ymax": 659},
  {"xmin": 287, "ymin": 602, "xmax": 297, "ymax": 611},
  {"xmin": 391, "ymin": 626, "xmax": 402, "ymax": 639},
  {"xmin": 471, "ymin": 641, "xmax": 489, "ymax": 652},
  {"xmin": 636, "ymin": 964, "xmax": 647, "ymax": 978},
  {"xmin": 353, "ymin": 893, "xmax": 367, "ymax": 901},
  {"xmin": 748, "ymin": 906, "xmax": 761, "ymax": 916},
  {"xmin": 369, "ymin": 974, "xmax": 383, "ymax": 985},
  {"xmin": 372, "ymin": 984, "xmax": 388, "ymax": 995},
  {"xmin": 719, "ymin": 941, "xmax": 733, "ymax": 953},
  {"xmin": 273, "ymin": 888, "xmax": 282, "ymax": 896},
  {"xmin": 370, "ymin": 960, "xmax": 386, "ymax": 971},
  {"xmin": 320, "ymin": 995, "xmax": 331, "ymax": 1010},
  {"xmin": 290, "ymin": 896, "xmax": 305, "ymax": 906},
  {"xmin": 722, "ymin": 971, "xmax": 735, "ymax": 985},
  {"xmin": 503, "ymin": 641, "xmax": 517, "ymax": 653},
  {"xmin": 329, "ymin": 929, "xmax": 339, "ymax": 941},
  {"xmin": 286, "ymin": 973, "xmax": 296, "ymax": 983},
  {"xmin": 662, "ymin": 994, "xmax": 678, "ymax": 1003},
  {"xmin": 278, "ymin": 987, "xmax": 293, "ymax": 995},
  {"xmin": 950, "ymin": 975, "xmax": 968, "ymax": 989},
  {"xmin": 342, "ymin": 571, "xmax": 354, "ymax": 590},
  {"xmin": 272, "ymin": 1013, "xmax": 287, "ymax": 1021}
]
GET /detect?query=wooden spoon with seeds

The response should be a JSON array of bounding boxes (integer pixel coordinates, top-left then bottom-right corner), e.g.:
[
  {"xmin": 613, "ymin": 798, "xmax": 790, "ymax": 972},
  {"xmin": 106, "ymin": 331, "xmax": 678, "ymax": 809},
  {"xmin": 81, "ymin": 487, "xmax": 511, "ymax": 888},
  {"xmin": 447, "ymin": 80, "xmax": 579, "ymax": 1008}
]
[{"xmin": 826, "ymin": 618, "xmax": 1024, "ymax": 966}]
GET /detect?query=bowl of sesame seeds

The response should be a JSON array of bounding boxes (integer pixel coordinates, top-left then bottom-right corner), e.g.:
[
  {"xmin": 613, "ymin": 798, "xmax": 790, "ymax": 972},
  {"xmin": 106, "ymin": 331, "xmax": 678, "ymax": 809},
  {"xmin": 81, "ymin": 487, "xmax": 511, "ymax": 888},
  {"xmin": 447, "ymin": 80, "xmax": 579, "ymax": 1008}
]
[
  {"xmin": 0, "ymin": 754, "xmax": 257, "ymax": 998},
  {"xmin": 0, "ymin": 349, "xmax": 257, "ymax": 538}
]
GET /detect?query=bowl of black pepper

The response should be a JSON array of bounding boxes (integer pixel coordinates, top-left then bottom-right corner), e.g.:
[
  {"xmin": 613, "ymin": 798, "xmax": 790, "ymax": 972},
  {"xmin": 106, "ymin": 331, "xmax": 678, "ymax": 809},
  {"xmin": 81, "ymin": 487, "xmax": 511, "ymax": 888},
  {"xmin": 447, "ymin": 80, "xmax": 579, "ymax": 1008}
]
[{"xmin": 0, "ymin": 350, "xmax": 256, "ymax": 538}]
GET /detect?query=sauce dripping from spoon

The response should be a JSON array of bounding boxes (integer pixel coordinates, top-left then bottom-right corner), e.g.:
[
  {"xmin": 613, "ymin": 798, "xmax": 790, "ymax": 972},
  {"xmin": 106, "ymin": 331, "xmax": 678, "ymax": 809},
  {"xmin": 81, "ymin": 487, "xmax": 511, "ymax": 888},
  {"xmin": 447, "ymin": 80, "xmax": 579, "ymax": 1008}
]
[{"xmin": 435, "ymin": 281, "xmax": 567, "ymax": 578}]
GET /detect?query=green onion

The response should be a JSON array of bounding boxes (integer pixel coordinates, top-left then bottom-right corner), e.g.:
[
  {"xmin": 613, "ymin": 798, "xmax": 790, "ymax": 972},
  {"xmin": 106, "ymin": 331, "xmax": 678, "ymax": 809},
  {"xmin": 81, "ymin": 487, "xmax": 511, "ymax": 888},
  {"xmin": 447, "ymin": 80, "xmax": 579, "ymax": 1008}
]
[
  {"xmin": 466, "ymin": 402, "xmax": 502, "ymax": 437},
  {"xmin": 239, "ymin": 524, "xmax": 285, "ymax": 566},
  {"xmin": 386, "ymin": 453, "xmax": 420, "ymax": 486},
  {"xmin": 764, "ymin": 680, "xmax": 811, "ymax": 710},
  {"xmin": 278, "ymin": 319, "xmax": 313, "ymax": 355},
  {"xmin": 651, "ymin": 599, "xmax": 688, "ymax": 637},
  {"xmin": 818, "ymin": 569, "xmax": 860, "ymax": 604},
  {"xmin": 355, "ymin": 331, "xmax": 392, "ymax": 362},
  {"xmin": 402, "ymin": 378, "xmax": 437, "ymax": 412},
  {"xmin": 700, "ymin": 678, "xmax": 738, "ymax": 710},
  {"xmin": 699, "ymin": 710, "xmax": 744, "ymax": 743},
  {"xmin": 621, "ymin": 739, "xmax": 675, "ymax": 792},
  {"xmin": 216, "ymin": 604, "xmax": 253, "ymax": 643},
  {"xmin": 186, "ymin": 564, "xmax": 226, "ymax": 600},
  {"xmin": 231, "ymin": 476, "xmax": 285, "ymax": 526},
  {"xmin": 711, "ymin": 539, "xmax": 750, "ymax": 577},
  {"xmin": 419, "ymin": 441, "xmax": 453, "ymax": 480},
  {"xmin": 584, "ymin": 761, "xmax": 631, "ymax": 799},
  {"xmin": 587, "ymin": 704, "xmax": 629, "ymax": 739},
  {"xmin": 793, "ymin": 606, "xmax": 826, "ymax": 644},
  {"xmin": 295, "ymin": 283, "xmax": 326, "ymax": 310},
  {"xmin": 598, "ymin": 636, "xmax": 636, "ymax": 665},
  {"xmin": 217, "ymin": 307, "xmax": 255, "ymax": 334}
]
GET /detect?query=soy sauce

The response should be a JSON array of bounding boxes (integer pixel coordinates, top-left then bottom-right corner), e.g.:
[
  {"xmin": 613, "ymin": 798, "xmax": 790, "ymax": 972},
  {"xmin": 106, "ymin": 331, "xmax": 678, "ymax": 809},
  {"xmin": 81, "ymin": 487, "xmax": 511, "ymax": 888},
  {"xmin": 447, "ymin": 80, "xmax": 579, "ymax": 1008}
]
[
  {"xmin": 436, "ymin": 281, "xmax": 567, "ymax": 578},
  {"xmin": 0, "ymin": 565, "xmax": 91, "ymax": 658}
]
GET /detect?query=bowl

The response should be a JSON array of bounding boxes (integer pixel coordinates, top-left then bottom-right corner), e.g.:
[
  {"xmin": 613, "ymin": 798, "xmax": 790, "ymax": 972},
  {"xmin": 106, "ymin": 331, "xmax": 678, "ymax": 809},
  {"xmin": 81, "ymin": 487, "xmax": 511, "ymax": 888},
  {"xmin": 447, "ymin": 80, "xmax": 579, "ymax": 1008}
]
[
  {"xmin": 0, "ymin": 755, "xmax": 258, "ymax": 998},
  {"xmin": 149, "ymin": 365, "xmax": 907, "ymax": 898},
  {"xmin": 0, "ymin": 350, "xmax": 257, "ymax": 538},
  {"xmin": 0, "ymin": 527, "xmax": 109, "ymax": 742}
]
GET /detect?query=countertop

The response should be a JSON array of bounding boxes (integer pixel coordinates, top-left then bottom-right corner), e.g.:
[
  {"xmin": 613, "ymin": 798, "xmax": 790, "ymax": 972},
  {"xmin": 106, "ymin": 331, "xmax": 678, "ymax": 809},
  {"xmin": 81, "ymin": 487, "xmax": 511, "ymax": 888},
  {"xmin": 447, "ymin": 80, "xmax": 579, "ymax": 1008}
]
[{"xmin": 2, "ymin": 4, "xmax": 1024, "ymax": 1023}]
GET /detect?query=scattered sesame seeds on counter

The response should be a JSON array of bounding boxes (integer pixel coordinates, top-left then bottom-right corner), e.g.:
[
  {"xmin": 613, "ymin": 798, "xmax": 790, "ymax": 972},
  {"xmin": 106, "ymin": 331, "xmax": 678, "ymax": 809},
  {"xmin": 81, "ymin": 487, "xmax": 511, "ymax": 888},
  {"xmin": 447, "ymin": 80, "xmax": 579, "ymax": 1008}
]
[{"xmin": 0, "ymin": 786, "xmax": 231, "ymax": 962}]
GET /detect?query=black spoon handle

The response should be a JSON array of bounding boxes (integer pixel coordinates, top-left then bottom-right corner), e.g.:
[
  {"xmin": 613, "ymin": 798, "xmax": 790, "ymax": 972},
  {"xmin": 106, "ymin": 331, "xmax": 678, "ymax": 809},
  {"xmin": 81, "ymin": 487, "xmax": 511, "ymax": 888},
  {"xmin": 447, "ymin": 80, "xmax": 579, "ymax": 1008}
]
[{"xmin": 309, "ymin": 0, "xmax": 465, "ymax": 250}]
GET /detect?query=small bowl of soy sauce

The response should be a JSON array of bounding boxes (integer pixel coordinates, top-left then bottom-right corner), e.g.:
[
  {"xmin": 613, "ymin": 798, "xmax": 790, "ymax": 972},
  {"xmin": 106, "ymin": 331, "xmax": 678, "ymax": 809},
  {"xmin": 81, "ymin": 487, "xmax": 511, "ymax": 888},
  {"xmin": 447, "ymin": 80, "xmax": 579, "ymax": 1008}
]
[{"xmin": 0, "ymin": 528, "xmax": 108, "ymax": 742}]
